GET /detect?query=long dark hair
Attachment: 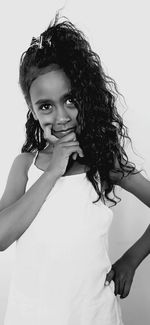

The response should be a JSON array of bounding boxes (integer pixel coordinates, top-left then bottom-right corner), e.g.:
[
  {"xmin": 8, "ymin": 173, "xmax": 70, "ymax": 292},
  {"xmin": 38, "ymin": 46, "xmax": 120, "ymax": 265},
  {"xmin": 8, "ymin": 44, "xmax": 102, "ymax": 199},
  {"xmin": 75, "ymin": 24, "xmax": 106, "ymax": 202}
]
[{"xmin": 19, "ymin": 11, "xmax": 138, "ymax": 206}]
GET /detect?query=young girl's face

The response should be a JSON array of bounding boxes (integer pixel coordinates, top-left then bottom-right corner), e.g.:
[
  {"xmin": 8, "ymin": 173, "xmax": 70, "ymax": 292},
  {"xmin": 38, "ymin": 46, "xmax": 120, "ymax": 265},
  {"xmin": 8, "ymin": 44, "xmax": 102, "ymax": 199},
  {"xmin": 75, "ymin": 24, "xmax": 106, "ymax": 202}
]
[{"xmin": 29, "ymin": 68, "xmax": 78, "ymax": 141}]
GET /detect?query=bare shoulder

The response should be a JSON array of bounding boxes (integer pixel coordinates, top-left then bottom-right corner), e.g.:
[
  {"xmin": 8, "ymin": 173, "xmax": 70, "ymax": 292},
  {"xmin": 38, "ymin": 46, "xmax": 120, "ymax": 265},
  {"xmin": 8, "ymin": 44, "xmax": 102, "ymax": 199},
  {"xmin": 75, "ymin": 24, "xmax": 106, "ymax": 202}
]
[
  {"xmin": 7, "ymin": 152, "xmax": 35, "ymax": 180},
  {"xmin": 110, "ymin": 164, "xmax": 150, "ymax": 207},
  {"xmin": 0, "ymin": 152, "xmax": 35, "ymax": 212},
  {"xmin": 13, "ymin": 152, "xmax": 35, "ymax": 173}
]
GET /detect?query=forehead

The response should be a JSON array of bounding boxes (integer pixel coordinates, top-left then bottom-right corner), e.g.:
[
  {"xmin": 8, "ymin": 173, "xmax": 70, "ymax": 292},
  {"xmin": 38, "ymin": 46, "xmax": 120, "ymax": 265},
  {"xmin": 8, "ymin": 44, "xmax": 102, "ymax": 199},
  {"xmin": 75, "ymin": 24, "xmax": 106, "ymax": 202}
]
[{"xmin": 29, "ymin": 69, "xmax": 71, "ymax": 101}]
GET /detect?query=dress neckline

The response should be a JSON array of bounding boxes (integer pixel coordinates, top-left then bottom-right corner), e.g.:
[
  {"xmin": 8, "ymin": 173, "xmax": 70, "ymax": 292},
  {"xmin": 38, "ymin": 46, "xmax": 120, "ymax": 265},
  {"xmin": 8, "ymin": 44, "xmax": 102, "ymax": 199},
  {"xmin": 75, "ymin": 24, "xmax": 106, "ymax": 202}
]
[{"xmin": 33, "ymin": 151, "xmax": 87, "ymax": 178}]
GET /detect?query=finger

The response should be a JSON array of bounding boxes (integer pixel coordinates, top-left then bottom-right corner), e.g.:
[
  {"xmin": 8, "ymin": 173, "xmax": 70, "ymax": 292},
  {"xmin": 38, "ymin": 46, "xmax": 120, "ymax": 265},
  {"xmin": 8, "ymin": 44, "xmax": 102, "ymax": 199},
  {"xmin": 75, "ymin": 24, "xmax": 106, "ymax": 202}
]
[
  {"xmin": 72, "ymin": 147, "xmax": 84, "ymax": 158},
  {"xmin": 72, "ymin": 152, "xmax": 78, "ymax": 160},
  {"xmin": 118, "ymin": 278, "xmax": 126, "ymax": 298},
  {"xmin": 78, "ymin": 150, "xmax": 84, "ymax": 157},
  {"xmin": 57, "ymin": 131, "xmax": 77, "ymax": 143},
  {"xmin": 44, "ymin": 127, "xmax": 77, "ymax": 143},
  {"xmin": 105, "ymin": 269, "xmax": 115, "ymax": 286},
  {"xmin": 114, "ymin": 279, "xmax": 120, "ymax": 296},
  {"xmin": 64, "ymin": 145, "xmax": 82, "ymax": 156},
  {"xmin": 62, "ymin": 143, "xmax": 84, "ymax": 158},
  {"xmin": 61, "ymin": 141, "xmax": 79, "ymax": 147},
  {"xmin": 44, "ymin": 126, "xmax": 58, "ymax": 143},
  {"xmin": 72, "ymin": 149, "xmax": 84, "ymax": 160},
  {"xmin": 120, "ymin": 279, "xmax": 132, "ymax": 299}
]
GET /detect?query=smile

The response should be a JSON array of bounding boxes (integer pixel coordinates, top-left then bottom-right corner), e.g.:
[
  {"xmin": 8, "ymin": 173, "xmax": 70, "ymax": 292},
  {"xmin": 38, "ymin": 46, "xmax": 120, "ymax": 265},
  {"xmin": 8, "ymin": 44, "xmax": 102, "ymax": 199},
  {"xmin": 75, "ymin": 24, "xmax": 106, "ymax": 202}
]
[{"xmin": 52, "ymin": 128, "xmax": 75, "ymax": 136}]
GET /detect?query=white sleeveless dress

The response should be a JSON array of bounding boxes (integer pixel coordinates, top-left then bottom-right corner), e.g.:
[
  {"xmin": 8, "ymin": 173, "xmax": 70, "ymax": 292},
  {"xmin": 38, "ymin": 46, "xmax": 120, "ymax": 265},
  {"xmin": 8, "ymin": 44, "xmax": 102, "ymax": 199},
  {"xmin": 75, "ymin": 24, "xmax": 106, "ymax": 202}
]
[{"xmin": 4, "ymin": 152, "xmax": 124, "ymax": 325}]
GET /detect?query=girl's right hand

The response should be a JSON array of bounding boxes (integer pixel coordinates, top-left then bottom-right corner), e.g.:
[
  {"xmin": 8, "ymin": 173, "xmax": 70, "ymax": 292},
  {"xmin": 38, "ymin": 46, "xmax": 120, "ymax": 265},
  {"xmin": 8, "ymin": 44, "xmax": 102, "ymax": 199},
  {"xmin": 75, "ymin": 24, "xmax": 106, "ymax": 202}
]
[{"xmin": 45, "ymin": 130, "xmax": 84, "ymax": 177}]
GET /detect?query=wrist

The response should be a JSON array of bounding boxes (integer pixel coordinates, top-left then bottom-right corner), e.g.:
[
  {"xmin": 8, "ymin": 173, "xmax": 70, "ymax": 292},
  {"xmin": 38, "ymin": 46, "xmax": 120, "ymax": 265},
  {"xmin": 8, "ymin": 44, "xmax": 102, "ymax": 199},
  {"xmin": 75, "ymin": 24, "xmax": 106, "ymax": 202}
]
[
  {"xmin": 122, "ymin": 250, "xmax": 140, "ymax": 270},
  {"xmin": 45, "ymin": 167, "xmax": 62, "ymax": 180},
  {"xmin": 122, "ymin": 226, "xmax": 150, "ymax": 270}
]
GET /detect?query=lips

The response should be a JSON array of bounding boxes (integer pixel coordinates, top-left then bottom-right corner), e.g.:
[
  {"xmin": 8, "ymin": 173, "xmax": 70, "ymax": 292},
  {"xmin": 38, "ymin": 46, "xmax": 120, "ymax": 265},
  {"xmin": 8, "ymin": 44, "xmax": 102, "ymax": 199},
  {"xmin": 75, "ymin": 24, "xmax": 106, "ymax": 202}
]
[{"xmin": 52, "ymin": 127, "xmax": 75, "ymax": 136}]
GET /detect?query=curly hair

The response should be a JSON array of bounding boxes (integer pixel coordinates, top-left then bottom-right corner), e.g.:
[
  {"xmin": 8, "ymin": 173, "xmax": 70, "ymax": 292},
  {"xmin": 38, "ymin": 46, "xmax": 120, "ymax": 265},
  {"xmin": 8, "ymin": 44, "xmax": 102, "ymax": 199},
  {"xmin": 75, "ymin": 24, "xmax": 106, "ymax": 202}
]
[{"xmin": 19, "ymin": 11, "xmax": 138, "ymax": 206}]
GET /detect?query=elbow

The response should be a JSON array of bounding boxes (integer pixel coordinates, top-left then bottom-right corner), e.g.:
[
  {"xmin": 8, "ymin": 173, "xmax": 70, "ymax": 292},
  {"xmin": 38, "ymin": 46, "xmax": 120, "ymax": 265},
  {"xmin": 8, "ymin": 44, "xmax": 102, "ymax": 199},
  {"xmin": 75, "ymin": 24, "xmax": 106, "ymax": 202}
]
[
  {"xmin": 0, "ymin": 241, "xmax": 15, "ymax": 251},
  {"xmin": 146, "ymin": 224, "xmax": 150, "ymax": 234},
  {"xmin": 0, "ymin": 241, "xmax": 12, "ymax": 251},
  {"xmin": 0, "ymin": 233, "xmax": 7, "ymax": 251},
  {"xmin": 0, "ymin": 243, "xmax": 7, "ymax": 251},
  {"xmin": 0, "ymin": 236, "xmax": 17, "ymax": 251},
  {"xmin": 0, "ymin": 237, "xmax": 11, "ymax": 251}
]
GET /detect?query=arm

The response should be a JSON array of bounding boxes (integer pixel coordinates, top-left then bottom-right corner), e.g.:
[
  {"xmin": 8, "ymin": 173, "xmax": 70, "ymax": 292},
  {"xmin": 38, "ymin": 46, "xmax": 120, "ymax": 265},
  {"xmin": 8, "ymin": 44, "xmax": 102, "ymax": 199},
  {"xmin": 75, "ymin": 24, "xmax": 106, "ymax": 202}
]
[
  {"xmin": 105, "ymin": 168, "xmax": 150, "ymax": 297},
  {"xmin": 0, "ymin": 153, "xmax": 59, "ymax": 251},
  {"xmin": 115, "ymin": 168, "xmax": 150, "ymax": 269},
  {"xmin": 119, "ymin": 224, "xmax": 150, "ymax": 269},
  {"xmin": 111, "ymin": 167, "xmax": 150, "ymax": 207},
  {"xmin": 0, "ymin": 131, "xmax": 83, "ymax": 251},
  {"xmin": 105, "ymin": 224, "xmax": 150, "ymax": 298}
]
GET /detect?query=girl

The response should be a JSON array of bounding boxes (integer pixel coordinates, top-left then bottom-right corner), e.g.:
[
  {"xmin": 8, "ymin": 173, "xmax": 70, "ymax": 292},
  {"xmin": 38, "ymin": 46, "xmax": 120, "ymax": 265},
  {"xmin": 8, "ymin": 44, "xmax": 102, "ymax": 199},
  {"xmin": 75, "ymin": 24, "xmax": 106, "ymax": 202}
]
[{"xmin": 0, "ymin": 12, "xmax": 150, "ymax": 325}]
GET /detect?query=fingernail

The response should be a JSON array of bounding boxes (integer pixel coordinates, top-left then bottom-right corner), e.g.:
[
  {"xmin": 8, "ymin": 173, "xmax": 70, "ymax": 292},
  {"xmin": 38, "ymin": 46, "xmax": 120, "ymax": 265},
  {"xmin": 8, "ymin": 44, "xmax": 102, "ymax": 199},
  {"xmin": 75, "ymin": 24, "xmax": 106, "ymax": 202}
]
[{"xmin": 104, "ymin": 281, "xmax": 109, "ymax": 286}]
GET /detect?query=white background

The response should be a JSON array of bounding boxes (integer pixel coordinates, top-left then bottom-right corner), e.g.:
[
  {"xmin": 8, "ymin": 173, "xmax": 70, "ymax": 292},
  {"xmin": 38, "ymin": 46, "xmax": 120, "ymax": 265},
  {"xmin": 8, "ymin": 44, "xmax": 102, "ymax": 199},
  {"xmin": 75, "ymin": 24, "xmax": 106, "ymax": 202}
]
[{"xmin": 0, "ymin": 0, "xmax": 150, "ymax": 324}]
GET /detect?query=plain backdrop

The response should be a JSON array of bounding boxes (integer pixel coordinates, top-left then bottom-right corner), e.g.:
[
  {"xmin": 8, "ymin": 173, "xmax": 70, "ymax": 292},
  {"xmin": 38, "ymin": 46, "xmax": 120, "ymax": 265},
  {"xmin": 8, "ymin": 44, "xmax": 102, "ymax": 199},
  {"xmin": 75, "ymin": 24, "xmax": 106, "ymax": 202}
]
[{"xmin": 0, "ymin": 0, "xmax": 150, "ymax": 324}]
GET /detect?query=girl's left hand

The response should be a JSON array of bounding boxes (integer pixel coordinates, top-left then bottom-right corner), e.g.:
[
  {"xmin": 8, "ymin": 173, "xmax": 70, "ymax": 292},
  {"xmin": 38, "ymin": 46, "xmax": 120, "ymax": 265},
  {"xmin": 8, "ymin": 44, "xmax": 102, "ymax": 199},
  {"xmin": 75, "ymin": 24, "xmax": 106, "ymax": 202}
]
[{"xmin": 104, "ymin": 255, "xmax": 136, "ymax": 298}]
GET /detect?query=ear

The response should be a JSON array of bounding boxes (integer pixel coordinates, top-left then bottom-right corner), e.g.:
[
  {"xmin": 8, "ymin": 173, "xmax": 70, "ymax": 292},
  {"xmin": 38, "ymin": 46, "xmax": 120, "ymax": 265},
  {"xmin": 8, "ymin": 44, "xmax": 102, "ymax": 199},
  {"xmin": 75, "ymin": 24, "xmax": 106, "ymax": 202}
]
[
  {"xmin": 32, "ymin": 110, "xmax": 38, "ymax": 121},
  {"xmin": 29, "ymin": 105, "xmax": 38, "ymax": 121}
]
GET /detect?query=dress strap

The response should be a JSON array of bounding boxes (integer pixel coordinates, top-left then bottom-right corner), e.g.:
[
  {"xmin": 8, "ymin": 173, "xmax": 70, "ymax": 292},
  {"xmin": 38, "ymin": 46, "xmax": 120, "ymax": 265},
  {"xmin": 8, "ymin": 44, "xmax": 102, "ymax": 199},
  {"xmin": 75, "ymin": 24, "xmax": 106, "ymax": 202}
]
[{"xmin": 32, "ymin": 150, "xmax": 39, "ymax": 166}]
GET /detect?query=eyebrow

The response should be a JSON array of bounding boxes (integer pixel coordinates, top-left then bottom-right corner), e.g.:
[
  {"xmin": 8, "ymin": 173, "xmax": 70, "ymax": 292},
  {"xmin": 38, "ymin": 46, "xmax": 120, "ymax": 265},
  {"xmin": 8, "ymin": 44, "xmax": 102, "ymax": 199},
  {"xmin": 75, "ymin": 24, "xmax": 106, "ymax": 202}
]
[{"xmin": 34, "ymin": 91, "xmax": 73, "ymax": 106}]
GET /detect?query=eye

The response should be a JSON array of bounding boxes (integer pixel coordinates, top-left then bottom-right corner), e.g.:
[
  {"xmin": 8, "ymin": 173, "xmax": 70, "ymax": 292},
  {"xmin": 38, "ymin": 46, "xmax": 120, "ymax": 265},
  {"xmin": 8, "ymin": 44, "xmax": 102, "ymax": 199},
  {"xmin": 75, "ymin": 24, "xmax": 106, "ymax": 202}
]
[
  {"xmin": 65, "ymin": 97, "xmax": 76, "ymax": 107},
  {"xmin": 39, "ymin": 104, "xmax": 53, "ymax": 111}
]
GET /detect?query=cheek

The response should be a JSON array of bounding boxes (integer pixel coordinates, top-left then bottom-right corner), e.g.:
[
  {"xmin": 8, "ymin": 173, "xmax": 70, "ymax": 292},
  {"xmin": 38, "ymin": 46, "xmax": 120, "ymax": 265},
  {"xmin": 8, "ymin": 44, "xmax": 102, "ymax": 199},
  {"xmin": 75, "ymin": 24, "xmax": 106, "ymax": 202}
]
[
  {"xmin": 71, "ymin": 109, "xmax": 78, "ymax": 122},
  {"xmin": 73, "ymin": 110, "xmax": 81, "ymax": 134},
  {"xmin": 38, "ymin": 114, "xmax": 55, "ymax": 131}
]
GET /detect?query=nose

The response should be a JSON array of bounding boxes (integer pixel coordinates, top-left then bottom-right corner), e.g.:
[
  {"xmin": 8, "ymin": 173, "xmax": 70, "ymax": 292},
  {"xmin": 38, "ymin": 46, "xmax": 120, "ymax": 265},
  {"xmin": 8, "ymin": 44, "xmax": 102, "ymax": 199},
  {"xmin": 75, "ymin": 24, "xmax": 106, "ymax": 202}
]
[{"xmin": 55, "ymin": 105, "xmax": 71, "ymax": 125}]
